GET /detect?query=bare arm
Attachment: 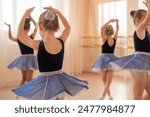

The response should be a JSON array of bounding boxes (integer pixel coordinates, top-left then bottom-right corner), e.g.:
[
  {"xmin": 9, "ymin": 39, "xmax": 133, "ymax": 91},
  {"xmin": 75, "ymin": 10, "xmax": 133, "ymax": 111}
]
[
  {"xmin": 4, "ymin": 22, "xmax": 17, "ymax": 42},
  {"xmin": 101, "ymin": 19, "xmax": 115, "ymax": 42},
  {"xmin": 136, "ymin": 0, "xmax": 150, "ymax": 40},
  {"xmin": 17, "ymin": 7, "xmax": 39, "ymax": 51},
  {"xmin": 114, "ymin": 19, "xmax": 119, "ymax": 40},
  {"xmin": 44, "ymin": 7, "xmax": 71, "ymax": 42},
  {"xmin": 29, "ymin": 15, "xmax": 37, "ymax": 38}
]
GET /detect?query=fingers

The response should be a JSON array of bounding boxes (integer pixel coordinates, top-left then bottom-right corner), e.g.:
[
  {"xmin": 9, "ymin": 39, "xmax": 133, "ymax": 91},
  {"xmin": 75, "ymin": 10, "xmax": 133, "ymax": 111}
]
[
  {"xmin": 27, "ymin": 7, "xmax": 35, "ymax": 13},
  {"xmin": 110, "ymin": 19, "xmax": 115, "ymax": 22},
  {"xmin": 4, "ymin": 22, "xmax": 10, "ymax": 26},
  {"xmin": 4, "ymin": 22, "xmax": 7, "ymax": 25},
  {"xmin": 43, "ymin": 7, "xmax": 50, "ymax": 10},
  {"xmin": 43, "ymin": 6, "xmax": 58, "ymax": 14},
  {"xmin": 115, "ymin": 19, "xmax": 119, "ymax": 22},
  {"xmin": 25, "ymin": 7, "xmax": 35, "ymax": 17}
]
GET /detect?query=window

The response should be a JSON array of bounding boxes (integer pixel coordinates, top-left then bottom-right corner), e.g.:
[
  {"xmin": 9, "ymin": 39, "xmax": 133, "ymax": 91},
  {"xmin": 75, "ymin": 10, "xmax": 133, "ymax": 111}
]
[
  {"xmin": 2, "ymin": 0, "xmax": 13, "ymax": 30},
  {"xmin": 16, "ymin": 0, "xmax": 41, "ymax": 25},
  {"xmin": 1, "ymin": 0, "xmax": 58, "ymax": 31},
  {"xmin": 98, "ymin": 0, "xmax": 127, "ymax": 36}
]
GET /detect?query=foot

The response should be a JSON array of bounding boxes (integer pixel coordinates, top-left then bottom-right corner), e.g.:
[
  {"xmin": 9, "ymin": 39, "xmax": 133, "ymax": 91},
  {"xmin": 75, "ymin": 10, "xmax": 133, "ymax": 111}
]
[
  {"xmin": 99, "ymin": 97, "xmax": 105, "ymax": 100},
  {"xmin": 108, "ymin": 96, "xmax": 113, "ymax": 100}
]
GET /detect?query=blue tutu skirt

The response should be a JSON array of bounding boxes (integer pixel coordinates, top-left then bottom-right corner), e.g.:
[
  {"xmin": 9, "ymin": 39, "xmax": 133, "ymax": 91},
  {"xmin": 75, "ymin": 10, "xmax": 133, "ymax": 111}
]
[
  {"xmin": 92, "ymin": 53, "xmax": 117, "ymax": 71},
  {"xmin": 110, "ymin": 52, "xmax": 150, "ymax": 71},
  {"xmin": 8, "ymin": 54, "xmax": 38, "ymax": 70},
  {"xmin": 12, "ymin": 70, "xmax": 89, "ymax": 100}
]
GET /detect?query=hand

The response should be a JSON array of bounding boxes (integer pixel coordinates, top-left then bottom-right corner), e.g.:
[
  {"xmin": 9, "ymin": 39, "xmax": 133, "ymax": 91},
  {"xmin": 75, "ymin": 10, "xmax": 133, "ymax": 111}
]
[
  {"xmin": 25, "ymin": 7, "xmax": 35, "ymax": 17},
  {"xmin": 4, "ymin": 22, "xmax": 11, "ymax": 27},
  {"xmin": 43, "ymin": 6, "xmax": 59, "ymax": 14},
  {"xmin": 115, "ymin": 19, "xmax": 119, "ymax": 22},
  {"xmin": 110, "ymin": 19, "xmax": 116, "ymax": 22}
]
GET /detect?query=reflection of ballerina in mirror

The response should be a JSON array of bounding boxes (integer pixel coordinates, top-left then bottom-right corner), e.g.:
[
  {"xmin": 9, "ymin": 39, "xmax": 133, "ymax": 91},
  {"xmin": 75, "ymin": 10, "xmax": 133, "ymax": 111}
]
[
  {"xmin": 4, "ymin": 15, "xmax": 38, "ymax": 86},
  {"xmin": 110, "ymin": 0, "xmax": 150, "ymax": 100},
  {"xmin": 92, "ymin": 19, "xmax": 119, "ymax": 100}
]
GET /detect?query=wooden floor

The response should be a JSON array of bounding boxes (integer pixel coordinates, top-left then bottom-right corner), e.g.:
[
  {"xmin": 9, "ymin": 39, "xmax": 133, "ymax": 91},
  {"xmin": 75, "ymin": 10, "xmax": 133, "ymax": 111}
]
[{"xmin": 0, "ymin": 72, "xmax": 133, "ymax": 100}]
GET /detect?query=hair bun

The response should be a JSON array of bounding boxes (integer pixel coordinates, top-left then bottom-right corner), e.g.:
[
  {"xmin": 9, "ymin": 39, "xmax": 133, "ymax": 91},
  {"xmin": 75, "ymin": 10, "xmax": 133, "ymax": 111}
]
[
  {"xmin": 44, "ymin": 11, "xmax": 55, "ymax": 21},
  {"xmin": 130, "ymin": 10, "xmax": 136, "ymax": 18}
]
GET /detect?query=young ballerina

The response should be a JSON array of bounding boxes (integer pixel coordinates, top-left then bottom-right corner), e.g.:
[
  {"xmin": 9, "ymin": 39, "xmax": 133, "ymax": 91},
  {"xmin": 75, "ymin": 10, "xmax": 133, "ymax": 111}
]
[
  {"xmin": 110, "ymin": 0, "xmax": 150, "ymax": 100},
  {"xmin": 12, "ymin": 6, "xmax": 88, "ymax": 100},
  {"xmin": 4, "ymin": 15, "xmax": 38, "ymax": 86},
  {"xmin": 92, "ymin": 19, "xmax": 119, "ymax": 100}
]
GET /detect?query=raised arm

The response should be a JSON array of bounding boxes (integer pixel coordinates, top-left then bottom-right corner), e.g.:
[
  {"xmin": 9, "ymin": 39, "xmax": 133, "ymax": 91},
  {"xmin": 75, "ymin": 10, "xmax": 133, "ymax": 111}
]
[
  {"xmin": 137, "ymin": 0, "xmax": 150, "ymax": 39},
  {"xmin": 17, "ymin": 7, "xmax": 39, "ymax": 51},
  {"xmin": 4, "ymin": 22, "xmax": 17, "ymax": 42},
  {"xmin": 101, "ymin": 19, "xmax": 115, "ymax": 42},
  {"xmin": 44, "ymin": 7, "xmax": 71, "ymax": 42},
  {"xmin": 114, "ymin": 19, "xmax": 119, "ymax": 40},
  {"xmin": 29, "ymin": 15, "xmax": 38, "ymax": 38}
]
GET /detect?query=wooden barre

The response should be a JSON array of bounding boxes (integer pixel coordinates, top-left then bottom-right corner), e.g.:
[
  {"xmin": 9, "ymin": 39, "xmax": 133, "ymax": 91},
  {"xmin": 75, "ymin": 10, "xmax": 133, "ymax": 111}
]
[
  {"xmin": 82, "ymin": 45, "xmax": 134, "ymax": 49},
  {"xmin": 82, "ymin": 35, "xmax": 133, "ymax": 39}
]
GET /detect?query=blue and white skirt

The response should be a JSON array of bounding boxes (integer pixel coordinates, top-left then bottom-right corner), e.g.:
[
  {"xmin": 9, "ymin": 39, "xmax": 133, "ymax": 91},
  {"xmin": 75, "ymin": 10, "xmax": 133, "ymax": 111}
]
[
  {"xmin": 110, "ymin": 52, "xmax": 150, "ymax": 72},
  {"xmin": 12, "ymin": 70, "xmax": 89, "ymax": 100},
  {"xmin": 92, "ymin": 53, "xmax": 117, "ymax": 72},
  {"xmin": 7, "ymin": 54, "xmax": 38, "ymax": 70}
]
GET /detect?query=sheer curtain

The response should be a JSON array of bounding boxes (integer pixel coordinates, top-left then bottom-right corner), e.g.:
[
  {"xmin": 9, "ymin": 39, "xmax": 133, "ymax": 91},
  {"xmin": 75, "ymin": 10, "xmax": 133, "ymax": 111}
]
[
  {"xmin": 0, "ymin": 0, "xmax": 84, "ymax": 85},
  {"xmin": 89, "ymin": 0, "xmax": 127, "ymax": 36},
  {"xmin": 61, "ymin": 0, "xmax": 84, "ymax": 75}
]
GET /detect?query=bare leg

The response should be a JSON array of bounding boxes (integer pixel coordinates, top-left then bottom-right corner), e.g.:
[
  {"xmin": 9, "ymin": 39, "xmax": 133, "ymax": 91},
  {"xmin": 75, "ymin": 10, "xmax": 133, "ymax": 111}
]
[
  {"xmin": 101, "ymin": 71, "xmax": 107, "ymax": 99},
  {"xmin": 56, "ymin": 96, "xmax": 65, "ymax": 100},
  {"xmin": 106, "ymin": 70, "xmax": 113, "ymax": 99},
  {"xmin": 55, "ymin": 93, "xmax": 65, "ymax": 100},
  {"xmin": 27, "ymin": 70, "xmax": 34, "ymax": 82},
  {"xmin": 130, "ymin": 71, "xmax": 147, "ymax": 100},
  {"xmin": 143, "ymin": 72, "xmax": 150, "ymax": 100},
  {"xmin": 20, "ymin": 70, "xmax": 27, "ymax": 86}
]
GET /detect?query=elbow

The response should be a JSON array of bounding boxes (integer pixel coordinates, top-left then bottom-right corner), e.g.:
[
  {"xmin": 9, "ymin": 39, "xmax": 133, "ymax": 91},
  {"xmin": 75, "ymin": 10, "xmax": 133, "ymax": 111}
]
[
  {"xmin": 66, "ymin": 25, "xmax": 71, "ymax": 33},
  {"xmin": 17, "ymin": 33, "xmax": 21, "ymax": 40},
  {"xmin": 68, "ymin": 25, "xmax": 71, "ymax": 32},
  {"xmin": 8, "ymin": 36, "xmax": 12, "ymax": 40},
  {"xmin": 67, "ymin": 24, "xmax": 71, "ymax": 30}
]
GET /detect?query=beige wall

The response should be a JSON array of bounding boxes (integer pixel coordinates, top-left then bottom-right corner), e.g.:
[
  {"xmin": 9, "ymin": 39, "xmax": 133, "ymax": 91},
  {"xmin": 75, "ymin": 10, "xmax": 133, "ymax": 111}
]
[
  {"xmin": 82, "ymin": 0, "xmax": 90, "ymax": 36},
  {"xmin": 127, "ymin": 0, "xmax": 138, "ymax": 35}
]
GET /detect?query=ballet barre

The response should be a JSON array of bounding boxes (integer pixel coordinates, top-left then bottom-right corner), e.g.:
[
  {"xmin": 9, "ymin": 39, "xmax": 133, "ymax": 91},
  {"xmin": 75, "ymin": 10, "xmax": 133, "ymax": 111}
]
[
  {"xmin": 82, "ymin": 35, "xmax": 133, "ymax": 40},
  {"xmin": 82, "ymin": 45, "xmax": 134, "ymax": 49}
]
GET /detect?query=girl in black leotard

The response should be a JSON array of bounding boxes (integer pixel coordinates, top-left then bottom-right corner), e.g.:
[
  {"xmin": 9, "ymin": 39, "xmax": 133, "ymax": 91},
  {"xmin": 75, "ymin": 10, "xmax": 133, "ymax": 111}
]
[
  {"xmin": 92, "ymin": 19, "xmax": 119, "ymax": 100},
  {"xmin": 110, "ymin": 0, "xmax": 150, "ymax": 100},
  {"xmin": 4, "ymin": 16, "xmax": 38, "ymax": 86},
  {"xmin": 12, "ymin": 7, "xmax": 88, "ymax": 100}
]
